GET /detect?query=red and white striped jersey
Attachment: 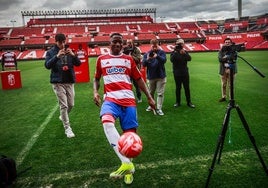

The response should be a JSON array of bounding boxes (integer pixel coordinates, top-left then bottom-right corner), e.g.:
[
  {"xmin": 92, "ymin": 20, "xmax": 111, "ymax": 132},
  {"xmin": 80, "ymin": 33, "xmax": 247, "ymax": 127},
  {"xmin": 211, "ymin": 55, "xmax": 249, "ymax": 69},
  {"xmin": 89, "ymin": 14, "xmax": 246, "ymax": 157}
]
[
  {"xmin": 95, "ymin": 53, "xmax": 142, "ymax": 107},
  {"xmin": 76, "ymin": 49, "xmax": 87, "ymax": 63},
  {"xmin": 1, "ymin": 51, "xmax": 17, "ymax": 67}
]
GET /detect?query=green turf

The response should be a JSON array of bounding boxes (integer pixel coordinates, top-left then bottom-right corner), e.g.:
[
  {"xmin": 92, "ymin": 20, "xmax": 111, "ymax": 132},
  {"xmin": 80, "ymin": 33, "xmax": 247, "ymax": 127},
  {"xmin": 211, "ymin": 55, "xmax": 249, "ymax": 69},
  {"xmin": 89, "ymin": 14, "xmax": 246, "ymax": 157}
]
[{"xmin": 0, "ymin": 51, "xmax": 267, "ymax": 187}]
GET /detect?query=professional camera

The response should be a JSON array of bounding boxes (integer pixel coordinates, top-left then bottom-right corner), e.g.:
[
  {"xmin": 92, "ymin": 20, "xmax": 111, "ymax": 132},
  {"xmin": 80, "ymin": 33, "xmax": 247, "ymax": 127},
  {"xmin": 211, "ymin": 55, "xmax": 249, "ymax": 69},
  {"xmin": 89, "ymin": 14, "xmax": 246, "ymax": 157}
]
[
  {"xmin": 123, "ymin": 47, "xmax": 134, "ymax": 55},
  {"xmin": 222, "ymin": 43, "xmax": 245, "ymax": 63},
  {"xmin": 149, "ymin": 51, "xmax": 155, "ymax": 57},
  {"xmin": 222, "ymin": 43, "xmax": 245, "ymax": 53},
  {"xmin": 174, "ymin": 43, "xmax": 183, "ymax": 51}
]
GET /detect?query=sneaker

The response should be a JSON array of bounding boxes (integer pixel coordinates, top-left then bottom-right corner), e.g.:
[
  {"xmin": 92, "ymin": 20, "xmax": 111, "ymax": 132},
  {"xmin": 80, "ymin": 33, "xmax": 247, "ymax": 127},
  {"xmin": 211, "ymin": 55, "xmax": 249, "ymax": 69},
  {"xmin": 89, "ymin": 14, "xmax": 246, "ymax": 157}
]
[
  {"xmin": 137, "ymin": 98, "xmax": 142, "ymax": 103},
  {"xmin": 156, "ymin": 109, "xmax": 164, "ymax": 116},
  {"xmin": 65, "ymin": 127, "xmax": 75, "ymax": 138},
  {"xmin": 174, "ymin": 103, "xmax": 180, "ymax": 107},
  {"xmin": 146, "ymin": 106, "xmax": 152, "ymax": 111},
  {"xmin": 59, "ymin": 115, "xmax": 62, "ymax": 121},
  {"xmin": 187, "ymin": 102, "xmax": 196, "ymax": 108},
  {"xmin": 110, "ymin": 162, "xmax": 135, "ymax": 178},
  {"xmin": 124, "ymin": 174, "xmax": 134, "ymax": 184}
]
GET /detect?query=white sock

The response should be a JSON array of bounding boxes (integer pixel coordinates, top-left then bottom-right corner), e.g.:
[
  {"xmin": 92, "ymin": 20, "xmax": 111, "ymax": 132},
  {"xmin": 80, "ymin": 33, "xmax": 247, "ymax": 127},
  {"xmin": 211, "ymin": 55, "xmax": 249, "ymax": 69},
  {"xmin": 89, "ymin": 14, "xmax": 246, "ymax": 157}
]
[{"xmin": 103, "ymin": 122, "xmax": 131, "ymax": 163}]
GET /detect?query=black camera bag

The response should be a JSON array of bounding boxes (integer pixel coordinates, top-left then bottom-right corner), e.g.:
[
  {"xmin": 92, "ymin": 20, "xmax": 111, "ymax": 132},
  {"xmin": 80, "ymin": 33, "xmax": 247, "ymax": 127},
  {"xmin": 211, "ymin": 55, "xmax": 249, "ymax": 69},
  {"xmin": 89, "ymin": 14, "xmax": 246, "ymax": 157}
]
[{"xmin": 0, "ymin": 155, "xmax": 17, "ymax": 187}]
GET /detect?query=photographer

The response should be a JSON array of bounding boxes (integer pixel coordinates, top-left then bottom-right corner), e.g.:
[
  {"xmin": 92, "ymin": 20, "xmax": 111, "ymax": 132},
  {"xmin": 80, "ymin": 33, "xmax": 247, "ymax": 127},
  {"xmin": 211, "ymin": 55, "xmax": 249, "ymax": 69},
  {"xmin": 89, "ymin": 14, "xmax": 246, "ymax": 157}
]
[
  {"xmin": 45, "ymin": 33, "xmax": 81, "ymax": 138},
  {"xmin": 123, "ymin": 39, "xmax": 142, "ymax": 102},
  {"xmin": 218, "ymin": 38, "xmax": 237, "ymax": 102},
  {"xmin": 142, "ymin": 39, "xmax": 167, "ymax": 115},
  {"xmin": 170, "ymin": 39, "xmax": 195, "ymax": 108}
]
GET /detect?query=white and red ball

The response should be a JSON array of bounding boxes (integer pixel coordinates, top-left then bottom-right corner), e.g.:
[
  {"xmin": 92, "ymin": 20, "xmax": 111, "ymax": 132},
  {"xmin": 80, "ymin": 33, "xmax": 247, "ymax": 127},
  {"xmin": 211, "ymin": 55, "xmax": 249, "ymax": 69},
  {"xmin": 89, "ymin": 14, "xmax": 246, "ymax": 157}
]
[{"xmin": 118, "ymin": 132, "xmax": 143, "ymax": 158}]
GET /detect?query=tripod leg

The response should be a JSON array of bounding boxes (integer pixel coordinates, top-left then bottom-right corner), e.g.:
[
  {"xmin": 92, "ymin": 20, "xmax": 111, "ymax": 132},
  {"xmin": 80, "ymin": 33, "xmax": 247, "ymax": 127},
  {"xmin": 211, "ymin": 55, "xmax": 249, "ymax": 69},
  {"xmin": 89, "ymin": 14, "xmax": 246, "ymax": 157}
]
[
  {"xmin": 205, "ymin": 106, "xmax": 232, "ymax": 188},
  {"xmin": 235, "ymin": 105, "xmax": 268, "ymax": 175},
  {"xmin": 217, "ymin": 105, "xmax": 233, "ymax": 164}
]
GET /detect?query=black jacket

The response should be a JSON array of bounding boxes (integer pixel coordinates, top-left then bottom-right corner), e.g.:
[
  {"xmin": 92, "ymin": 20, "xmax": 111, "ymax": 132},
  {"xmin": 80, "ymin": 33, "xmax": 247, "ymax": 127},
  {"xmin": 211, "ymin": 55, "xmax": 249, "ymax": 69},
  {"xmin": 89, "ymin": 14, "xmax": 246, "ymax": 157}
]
[
  {"xmin": 170, "ymin": 50, "xmax": 191, "ymax": 76},
  {"xmin": 45, "ymin": 45, "xmax": 81, "ymax": 83}
]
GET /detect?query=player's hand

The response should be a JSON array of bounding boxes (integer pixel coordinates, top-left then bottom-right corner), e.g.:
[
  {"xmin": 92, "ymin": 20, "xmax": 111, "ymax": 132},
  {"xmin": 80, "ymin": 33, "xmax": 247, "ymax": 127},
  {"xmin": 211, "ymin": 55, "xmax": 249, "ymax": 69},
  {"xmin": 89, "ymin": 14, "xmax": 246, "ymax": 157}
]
[
  {"xmin": 148, "ymin": 97, "xmax": 156, "ymax": 111},
  {"xmin": 93, "ymin": 93, "xmax": 101, "ymax": 107}
]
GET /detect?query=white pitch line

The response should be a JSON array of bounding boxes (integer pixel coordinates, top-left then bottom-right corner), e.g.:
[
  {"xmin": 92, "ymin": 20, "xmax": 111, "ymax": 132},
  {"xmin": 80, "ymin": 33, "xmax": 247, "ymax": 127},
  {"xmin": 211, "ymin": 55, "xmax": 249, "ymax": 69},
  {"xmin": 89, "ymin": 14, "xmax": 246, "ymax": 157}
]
[
  {"xmin": 16, "ymin": 145, "xmax": 268, "ymax": 184},
  {"xmin": 16, "ymin": 104, "xmax": 58, "ymax": 167}
]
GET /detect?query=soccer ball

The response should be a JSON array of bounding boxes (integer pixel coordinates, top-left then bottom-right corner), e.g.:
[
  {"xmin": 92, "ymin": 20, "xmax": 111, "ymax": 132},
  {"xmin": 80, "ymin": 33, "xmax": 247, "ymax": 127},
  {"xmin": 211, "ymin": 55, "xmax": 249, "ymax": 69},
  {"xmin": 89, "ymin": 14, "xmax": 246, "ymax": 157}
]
[{"xmin": 118, "ymin": 132, "xmax": 143, "ymax": 158}]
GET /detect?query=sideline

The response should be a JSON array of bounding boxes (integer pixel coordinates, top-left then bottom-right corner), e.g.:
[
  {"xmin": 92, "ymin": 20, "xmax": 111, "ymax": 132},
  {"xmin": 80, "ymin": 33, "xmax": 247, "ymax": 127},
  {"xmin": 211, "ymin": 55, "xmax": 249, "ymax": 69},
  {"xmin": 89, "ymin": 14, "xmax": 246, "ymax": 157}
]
[{"xmin": 16, "ymin": 104, "xmax": 58, "ymax": 167}]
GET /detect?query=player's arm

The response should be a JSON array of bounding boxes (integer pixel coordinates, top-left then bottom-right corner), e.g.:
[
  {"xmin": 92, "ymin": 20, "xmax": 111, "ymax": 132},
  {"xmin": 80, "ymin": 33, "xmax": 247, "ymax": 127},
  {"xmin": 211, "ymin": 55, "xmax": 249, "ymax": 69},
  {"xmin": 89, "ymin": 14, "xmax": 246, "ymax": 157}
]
[
  {"xmin": 93, "ymin": 78, "xmax": 101, "ymax": 107},
  {"xmin": 93, "ymin": 58, "xmax": 102, "ymax": 107},
  {"xmin": 136, "ymin": 77, "xmax": 155, "ymax": 110}
]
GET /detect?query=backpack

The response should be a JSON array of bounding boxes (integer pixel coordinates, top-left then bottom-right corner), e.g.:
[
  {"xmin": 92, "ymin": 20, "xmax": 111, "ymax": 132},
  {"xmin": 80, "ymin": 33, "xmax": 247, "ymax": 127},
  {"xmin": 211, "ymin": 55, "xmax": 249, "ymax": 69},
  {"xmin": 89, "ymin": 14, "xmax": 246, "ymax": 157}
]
[{"xmin": 0, "ymin": 155, "xmax": 17, "ymax": 187}]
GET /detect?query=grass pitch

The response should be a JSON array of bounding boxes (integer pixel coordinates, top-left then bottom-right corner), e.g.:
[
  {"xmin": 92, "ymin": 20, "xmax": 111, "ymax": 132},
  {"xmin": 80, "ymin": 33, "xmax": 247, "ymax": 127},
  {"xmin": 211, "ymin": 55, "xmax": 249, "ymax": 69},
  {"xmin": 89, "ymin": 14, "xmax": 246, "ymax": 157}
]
[{"xmin": 0, "ymin": 51, "xmax": 268, "ymax": 187}]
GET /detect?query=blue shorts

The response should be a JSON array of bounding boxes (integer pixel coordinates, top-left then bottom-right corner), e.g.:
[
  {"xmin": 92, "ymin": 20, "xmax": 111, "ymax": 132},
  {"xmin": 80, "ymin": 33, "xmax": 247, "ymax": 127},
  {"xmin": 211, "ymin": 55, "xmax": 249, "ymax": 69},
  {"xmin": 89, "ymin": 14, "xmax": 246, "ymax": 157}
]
[{"xmin": 100, "ymin": 101, "xmax": 138, "ymax": 131}]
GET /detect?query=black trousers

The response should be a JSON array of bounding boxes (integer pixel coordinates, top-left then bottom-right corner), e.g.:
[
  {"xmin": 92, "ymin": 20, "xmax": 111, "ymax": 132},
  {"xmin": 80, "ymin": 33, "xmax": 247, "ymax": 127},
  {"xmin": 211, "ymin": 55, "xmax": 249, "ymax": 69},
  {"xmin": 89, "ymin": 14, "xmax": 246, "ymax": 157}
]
[{"xmin": 174, "ymin": 74, "xmax": 191, "ymax": 104}]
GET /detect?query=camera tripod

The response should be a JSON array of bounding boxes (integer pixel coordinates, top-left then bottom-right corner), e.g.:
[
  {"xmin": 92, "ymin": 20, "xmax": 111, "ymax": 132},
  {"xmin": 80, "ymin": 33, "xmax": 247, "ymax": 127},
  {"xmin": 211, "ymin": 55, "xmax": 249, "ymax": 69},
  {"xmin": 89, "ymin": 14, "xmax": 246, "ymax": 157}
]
[{"xmin": 205, "ymin": 55, "xmax": 268, "ymax": 187}]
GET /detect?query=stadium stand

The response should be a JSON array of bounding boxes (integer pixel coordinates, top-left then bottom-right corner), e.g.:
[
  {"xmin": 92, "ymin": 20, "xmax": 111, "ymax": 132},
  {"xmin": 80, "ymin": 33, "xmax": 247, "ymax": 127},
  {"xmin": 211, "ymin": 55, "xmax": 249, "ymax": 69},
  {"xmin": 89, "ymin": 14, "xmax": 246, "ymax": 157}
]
[
  {"xmin": 0, "ymin": 9, "xmax": 267, "ymax": 59},
  {"xmin": 177, "ymin": 22, "xmax": 200, "ymax": 31}
]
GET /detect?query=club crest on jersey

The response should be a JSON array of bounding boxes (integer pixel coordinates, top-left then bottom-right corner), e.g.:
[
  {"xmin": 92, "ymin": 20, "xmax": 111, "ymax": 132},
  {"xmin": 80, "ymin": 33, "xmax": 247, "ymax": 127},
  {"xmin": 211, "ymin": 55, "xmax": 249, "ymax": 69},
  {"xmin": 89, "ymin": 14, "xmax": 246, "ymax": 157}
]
[{"xmin": 106, "ymin": 66, "xmax": 126, "ymax": 74}]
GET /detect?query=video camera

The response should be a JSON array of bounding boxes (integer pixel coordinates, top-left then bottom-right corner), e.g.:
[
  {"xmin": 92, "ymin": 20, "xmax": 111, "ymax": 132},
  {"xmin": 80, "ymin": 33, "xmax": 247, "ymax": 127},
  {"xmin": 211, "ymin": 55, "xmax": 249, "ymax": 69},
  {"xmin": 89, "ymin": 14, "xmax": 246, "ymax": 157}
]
[
  {"xmin": 222, "ymin": 43, "xmax": 245, "ymax": 53},
  {"xmin": 222, "ymin": 43, "xmax": 245, "ymax": 63}
]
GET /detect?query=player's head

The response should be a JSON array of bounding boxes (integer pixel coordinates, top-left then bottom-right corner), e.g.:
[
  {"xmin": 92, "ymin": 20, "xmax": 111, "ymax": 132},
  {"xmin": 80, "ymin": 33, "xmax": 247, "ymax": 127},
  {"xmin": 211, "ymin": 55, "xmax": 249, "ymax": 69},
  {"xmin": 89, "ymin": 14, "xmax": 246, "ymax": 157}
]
[{"xmin": 110, "ymin": 33, "xmax": 123, "ymax": 55}]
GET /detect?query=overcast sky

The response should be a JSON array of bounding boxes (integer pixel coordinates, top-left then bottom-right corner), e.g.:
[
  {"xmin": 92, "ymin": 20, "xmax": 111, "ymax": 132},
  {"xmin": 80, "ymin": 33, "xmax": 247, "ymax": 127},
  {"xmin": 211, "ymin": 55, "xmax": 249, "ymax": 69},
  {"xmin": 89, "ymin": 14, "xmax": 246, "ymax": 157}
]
[{"xmin": 0, "ymin": 0, "xmax": 267, "ymax": 27}]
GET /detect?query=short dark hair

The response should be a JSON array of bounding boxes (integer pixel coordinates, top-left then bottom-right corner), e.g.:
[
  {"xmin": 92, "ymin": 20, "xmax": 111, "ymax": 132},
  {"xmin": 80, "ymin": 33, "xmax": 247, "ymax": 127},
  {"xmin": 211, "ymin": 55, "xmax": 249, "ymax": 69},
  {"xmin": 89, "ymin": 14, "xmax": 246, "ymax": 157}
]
[
  {"xmin": 224, "ymin": 38, "xmax": 232, "ymax": 42},
  {"xmin": 110, "ymin": 33, "xmax": 123, "ymax": 39},
  {"xmin": 55, "ymin": 33, "xmax": 66, "ymax": 42}
]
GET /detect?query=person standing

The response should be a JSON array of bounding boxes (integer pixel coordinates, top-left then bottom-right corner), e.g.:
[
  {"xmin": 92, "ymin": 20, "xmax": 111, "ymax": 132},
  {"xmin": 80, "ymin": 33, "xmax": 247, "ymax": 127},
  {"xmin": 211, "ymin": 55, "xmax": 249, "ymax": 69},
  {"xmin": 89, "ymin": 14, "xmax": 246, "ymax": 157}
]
[
  {"xmin": 218, "ymin": 38, "xmax": 237, "ymax": 102},
  {"xmin": 45, "ymin": 33, "xmax": 81, "ymax": 138},
  {"xmin": 142, "ymin": 39, "xmax": 167, "ymax": 115},
  {"xmin": 170, "ymin": 39, "xmax": 195, "ymax": 108},
  {"xmin": 93, "ymin": 33, "xmax": 155, "ymax": 184},
  {"xmin": 123, "ymin": 39, "xmax": 142, "ymax": 103}
]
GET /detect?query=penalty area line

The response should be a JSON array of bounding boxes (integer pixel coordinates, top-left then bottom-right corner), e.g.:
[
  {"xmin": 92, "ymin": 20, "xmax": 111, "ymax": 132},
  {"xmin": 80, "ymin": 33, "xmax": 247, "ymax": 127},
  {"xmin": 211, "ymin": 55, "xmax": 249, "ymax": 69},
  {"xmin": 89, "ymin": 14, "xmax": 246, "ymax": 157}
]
[{"xmin": 16, "ymin": 104, "xmax": 58, "ymax": 167}]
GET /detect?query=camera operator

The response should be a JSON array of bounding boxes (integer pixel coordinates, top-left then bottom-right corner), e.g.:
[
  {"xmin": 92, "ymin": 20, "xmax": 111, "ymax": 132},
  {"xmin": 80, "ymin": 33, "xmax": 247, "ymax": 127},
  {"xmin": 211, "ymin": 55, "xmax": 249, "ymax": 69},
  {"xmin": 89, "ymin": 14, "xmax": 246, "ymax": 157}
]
[
  {"xmin": 170, "ymin": 39, "xmax": 195, "ymax": 108},
  {"xmin": 142, "ymin": 39, "xmax": 167, "ymax": 116},
  {"xmin": 123, "ymin": 39, "xmax": 142, "ymax": 103},
  {"xmin": 45, "ymin": 33, "xmax": 81, "ymax": 138},
  {"xmin": 218, "ymin": 38, "xmax": 238, "ymax": 102}
]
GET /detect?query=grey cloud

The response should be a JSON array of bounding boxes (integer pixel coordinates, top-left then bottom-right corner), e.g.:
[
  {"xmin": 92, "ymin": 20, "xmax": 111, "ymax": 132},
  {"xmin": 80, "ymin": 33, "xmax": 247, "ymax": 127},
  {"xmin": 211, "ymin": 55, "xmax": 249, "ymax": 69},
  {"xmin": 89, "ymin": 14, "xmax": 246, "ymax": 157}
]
[
  {"xmin": 0, "ymin": 0, "xmax": 20, "ymax": 11},
  {"xmin": 0, "ymin": 0, "xmax": 267, "ymax": 27}
]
